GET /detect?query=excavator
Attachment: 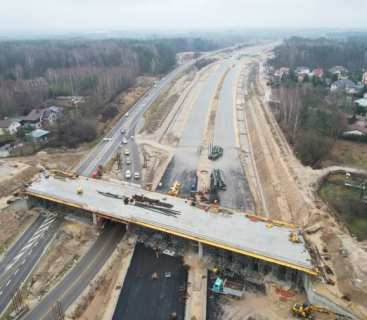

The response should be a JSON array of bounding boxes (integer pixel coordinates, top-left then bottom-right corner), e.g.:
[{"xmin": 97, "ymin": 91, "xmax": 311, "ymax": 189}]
[
  {"xmin": 292, "ymin": 303, "xmax": 351, "ymax": 319},
  {"xmin": 49, "ymin": 169, "xmax": 78, "ymax": 179}
]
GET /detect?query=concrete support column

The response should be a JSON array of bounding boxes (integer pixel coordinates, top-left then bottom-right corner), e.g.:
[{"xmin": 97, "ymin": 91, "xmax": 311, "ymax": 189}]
[
  {"xmin": 92, "ymin": 213, "xmax": 97, "ymax": 225},
  {"xmin": 198, "ymin": 242, "xmax": 203, "ymax": 258},
  {"xmin": 258, "ymin": 261, "xmax": 265, "ymax": 275}
]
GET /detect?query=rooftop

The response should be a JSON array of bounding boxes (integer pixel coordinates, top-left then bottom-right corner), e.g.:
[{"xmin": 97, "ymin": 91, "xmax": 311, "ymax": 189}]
[
  {"xmin": 0, "ymin": 119, "xmax": 12, "ymax": 129},
  {"xmin": 27, "ymin": 176, "xmax": 316, "ymax": 275},
  {"xmin": 28, "ymin": 129, "xmax": 49, "ymax": 138}
]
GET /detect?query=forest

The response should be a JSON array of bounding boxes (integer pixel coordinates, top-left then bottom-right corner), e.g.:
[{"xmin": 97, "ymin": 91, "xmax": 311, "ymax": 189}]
[
  {"xmin": 0, "ymin": 37, "xmax": 220, "ymax": 118},
  {"xmin": 270, "ymin": 36, "xmax": 367, "ymax": 76}
]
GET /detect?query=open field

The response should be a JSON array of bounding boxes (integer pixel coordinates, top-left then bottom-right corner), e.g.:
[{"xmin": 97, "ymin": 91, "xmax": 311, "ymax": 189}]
[
  {"xmin": 323, "ymin": 140, "xmax": 367, "ymax": 172},
  {"xmin": 318, "ymin": 172, "xmax": 367, "ymax": 240}
]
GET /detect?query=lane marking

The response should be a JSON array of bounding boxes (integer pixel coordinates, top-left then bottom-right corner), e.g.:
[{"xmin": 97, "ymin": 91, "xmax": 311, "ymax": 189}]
[
  {"xmin": 6, "ymin": 280, "xmax": 11, "ymax": 287},
  {"xmin": 13, "ymin": 269, "xmax": 19, "ymax": 276}
]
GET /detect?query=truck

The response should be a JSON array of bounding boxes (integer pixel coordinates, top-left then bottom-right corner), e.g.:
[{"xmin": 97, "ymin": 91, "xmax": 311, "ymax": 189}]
[
  {"xmin": 92, "ymin": 165, "xmax": 103, "ymax": 179},
  {"xmin": 211, "ymin": 277, "xmax": 244, "ymax": 298}
]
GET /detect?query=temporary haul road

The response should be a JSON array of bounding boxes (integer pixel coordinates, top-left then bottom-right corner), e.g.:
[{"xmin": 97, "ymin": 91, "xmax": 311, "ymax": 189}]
[{"xmin": 26, "ymin": 175, "xmax": 317, "ymax": 276}]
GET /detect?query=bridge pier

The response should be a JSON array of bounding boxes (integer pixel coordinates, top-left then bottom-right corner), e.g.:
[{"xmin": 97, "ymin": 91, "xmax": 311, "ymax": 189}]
[{"xmin": 198, "ymin": 242, "xmax": 203, "ymax": 258}]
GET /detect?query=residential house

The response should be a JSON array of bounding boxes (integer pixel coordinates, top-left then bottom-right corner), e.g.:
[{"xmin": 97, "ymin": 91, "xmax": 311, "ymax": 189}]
[
  {"xmin": 362, "ymin": 71, "xmax": 367, "ymax": 85},
  {"xmin": 329, "ymin": 66, "xmax": 348, "ymax": 79},
  {"xmin": 27, "ymin": 129, "xmax": 49, "ymax": 142},
  {"xmin": 355, "ymin": 98, "xmax": 367, "ymax": 110},
  {"xmin": 55, "ymin": 96, "xmax": 85, "ymax": 108},
  {"xmin": 295, "ymin": 66, "xmax": 311, "ymax": 76},
  {"xmin": 0, "ymin": 119, "xmax": 21, "ymax": 135},
  {"xmin": 331, "ymin": 79, "xmax": 361, "ymax": 94},
  {"xmin": 21, "ymin": 108, "xmax": 46, "ymax": 128},
  {"xmin": 342, "ymin": 124, "xmax": 367, "ymax": 137},
  {"xmin": 312, "ymin": 68, "xmax": 324, "ymax": 78},
  {"xmin": 273, "ymin": 67, "xmax": 290, "ymax": 84},
  {"xmin": 40, "ymin": 106, "xmax": 63, "ymax": 127},
  {"xmin": 295, "ymin": 66, "xmax": 312, "ymax": 82}
]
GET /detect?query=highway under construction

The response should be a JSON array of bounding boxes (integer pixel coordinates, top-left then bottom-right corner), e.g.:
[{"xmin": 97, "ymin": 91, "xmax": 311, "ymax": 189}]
[{"xmin": 26, "ymin": 174, "xmax": 317, "ymax": 278}]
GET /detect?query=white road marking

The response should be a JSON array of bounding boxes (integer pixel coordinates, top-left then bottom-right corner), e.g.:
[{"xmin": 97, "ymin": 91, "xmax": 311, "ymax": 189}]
[
  {"xmin": 29, "ymin": 233, "xmax": 42, "ymax": 243},
  {"xmin": 6, "ymin": 280, "xmax": 11, "ymax": 287},
  {"xmin": 4, "ymin": 261, "xmax": 16, "ymax": 272},
  {"xmin": 12, "ymin": 252, "xmax": 26, "ymax": 264},
  {"xmin": 13, "ymin": 269, "xmax": 19, "ymax": 276},
  {"xmin": 40, "ymin": 219, "xmax": 55, "ymax": 228}
]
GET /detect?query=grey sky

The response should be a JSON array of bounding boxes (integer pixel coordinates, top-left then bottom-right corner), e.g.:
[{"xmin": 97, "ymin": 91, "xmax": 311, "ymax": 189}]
[{"xmin": 1, "ymin": 0, "xmax": 366, "ymax": 33}]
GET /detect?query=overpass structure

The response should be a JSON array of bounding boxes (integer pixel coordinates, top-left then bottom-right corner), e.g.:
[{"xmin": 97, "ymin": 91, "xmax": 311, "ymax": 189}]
[{"xmin": 26, "ymin": 175, "xmax": 317, "ymax": 276}]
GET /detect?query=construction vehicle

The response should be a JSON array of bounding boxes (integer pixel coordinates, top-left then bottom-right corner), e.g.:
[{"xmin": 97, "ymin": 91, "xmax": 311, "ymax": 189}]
[
  {"xmin": 92, "ymin": 165, "xmax": 103, "ymax": 179},
  {"xmin": 208, "ymin": 143, "xmax": 223, "ymax": 160},
  {"xmin": 210, "ymin": 169, "xmax": 226, "ymax": 192},
  {"xmin": 289, "ymin": 231, "xmax": 301, "ymax": 243},
  {"xmin": 168, "ymin": 181, "xmax": 181, "ymax": 197},
  {"xmin": 292, "ymin": 303, "xmax": 345, "ymax": 319},
  {"xmin": 49, "ymin": 170, "xmax": 78, "ymax": 179},
  {"xmin": 211, "ymin": 277, "xmax": 244, "ymax": 298}
]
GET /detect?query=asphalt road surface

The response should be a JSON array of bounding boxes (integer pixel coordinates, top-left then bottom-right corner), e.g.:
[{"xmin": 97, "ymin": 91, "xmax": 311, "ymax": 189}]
[
  {"xmin": 21, "ymin": 223, "xmax": 124, "ymax": 320},
  {"xmin": 75, "ymin": 63, "xmax": 193, "ymax": 178},
  {"xmin": 0, "ymin": 213, "xmax": 60, "ymax": 316},
  {"xmin": 113, "ymin": 244, "xmax": 188, "ymax": 320},
  {"xmin": 158, "ymin": 61, "xmax": 231, "ymax": 195},
  {"xmin": 212, "ymin": 61, "xmax": 254, "ymax": 211}
]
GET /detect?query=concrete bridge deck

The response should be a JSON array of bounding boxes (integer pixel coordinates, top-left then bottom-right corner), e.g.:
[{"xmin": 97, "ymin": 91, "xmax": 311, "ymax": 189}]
[{"xmin": 26, "ymin": 175, "xmax": 317, "ymax": 276}]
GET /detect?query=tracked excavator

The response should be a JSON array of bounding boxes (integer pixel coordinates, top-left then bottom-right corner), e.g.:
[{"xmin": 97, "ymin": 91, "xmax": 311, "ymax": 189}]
[{"xmin": 292, "ymin": 302, "xmax": 352, "ymax": 319}]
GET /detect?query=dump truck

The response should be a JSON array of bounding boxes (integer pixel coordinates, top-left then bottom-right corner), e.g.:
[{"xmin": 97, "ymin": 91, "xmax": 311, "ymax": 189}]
[
  {"xmin": 208, "ymin": 143, "xmax": 223, "ymax": 160},
  {"xmin": 212, "ymin": 277, "xmax": 244, "ymax": 298}
]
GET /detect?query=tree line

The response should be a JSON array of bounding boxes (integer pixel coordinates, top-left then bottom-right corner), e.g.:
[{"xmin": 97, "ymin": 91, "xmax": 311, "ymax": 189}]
[{"xmin": 0, "ymin": 37, "xmax": 221, "ymax": 118}]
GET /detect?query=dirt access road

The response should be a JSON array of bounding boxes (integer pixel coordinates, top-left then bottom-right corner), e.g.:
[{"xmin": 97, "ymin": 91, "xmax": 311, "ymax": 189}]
[{"xmin": 242, "ymin": 53, "xmax": 367, "ymax": 319}]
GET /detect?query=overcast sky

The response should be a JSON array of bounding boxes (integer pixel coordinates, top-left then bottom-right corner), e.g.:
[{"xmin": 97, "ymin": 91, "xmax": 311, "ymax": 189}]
[{"xmin": 1, "ymin": 0, "xmax": 366, "ymax": 34}]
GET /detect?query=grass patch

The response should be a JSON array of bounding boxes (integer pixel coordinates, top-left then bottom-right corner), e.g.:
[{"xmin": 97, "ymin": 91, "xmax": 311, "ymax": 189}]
[
  {"xmin": 319, "ymin": 172, "xmax": 367, "ymax": 240},
  {"xmin": 322, "ymin": 139, "xmax": 367, "ymax": 171}
]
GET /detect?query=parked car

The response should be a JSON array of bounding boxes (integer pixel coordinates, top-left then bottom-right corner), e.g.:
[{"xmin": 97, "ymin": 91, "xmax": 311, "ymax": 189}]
[
  {"xmin": 120, "ymin": 129, "xmax": 126, "ymax": 135},
  {"xmin": 103, "ymin": 137, "xmax": 112, "ymax": 142},
  {"xmin": 125, "ymin": 170, "xmax": 131, "ymax": 179},
  {"xmin": 126, "ymin": 157, "xmax": 131, "ymax": 165},
  {"xmin": 134, "ymin": 172, "xmax": 140, "ymax": 180},
  {"xmin": 122, "ymin": 138, "xmax": 128, "ymax": 144},
  {"xmin": 124, "ymin": 148, "xmax": 130, "ymax": 156}
]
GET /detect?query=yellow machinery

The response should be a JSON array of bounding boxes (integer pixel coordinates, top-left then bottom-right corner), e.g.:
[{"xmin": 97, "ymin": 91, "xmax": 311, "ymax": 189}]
[
  {"xmin": 76, "ymin": 186, "xmax": 83, "ymax": 195},
  {"xmin": 50, "ymin": 170, "xmax": 78, "ymax": 179},
  {"xmin": 289, "ymin": 231, "xmax": 301, "ymax": 243},
  {"xmin": 168, "ymin": 181, "xmax": 181, "ymax": 197},
  {"xmin": 292, "ymin": 303, "xmax": 330, "ymax": 318}
]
